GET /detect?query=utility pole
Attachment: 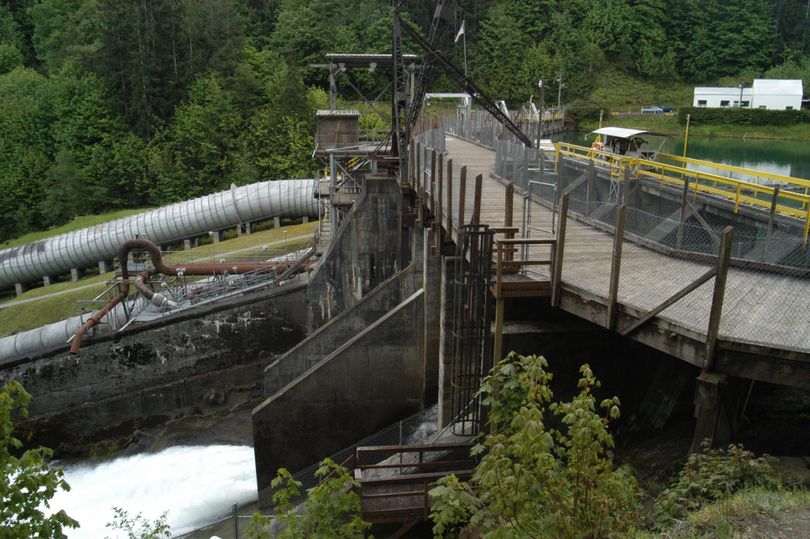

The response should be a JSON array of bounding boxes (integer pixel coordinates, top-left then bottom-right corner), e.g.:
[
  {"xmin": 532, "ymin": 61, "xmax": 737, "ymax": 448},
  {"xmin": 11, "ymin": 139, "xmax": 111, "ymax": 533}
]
[{"xmin": 556, "ymin": 72, "xmax": 563, "ymax": 110}]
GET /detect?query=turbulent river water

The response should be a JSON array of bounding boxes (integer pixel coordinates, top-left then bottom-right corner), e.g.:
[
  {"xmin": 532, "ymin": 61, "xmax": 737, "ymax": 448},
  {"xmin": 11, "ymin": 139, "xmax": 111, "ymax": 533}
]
[{"xmin": 51, "ymin": 445, "xmax": 257, "ymax": 538}]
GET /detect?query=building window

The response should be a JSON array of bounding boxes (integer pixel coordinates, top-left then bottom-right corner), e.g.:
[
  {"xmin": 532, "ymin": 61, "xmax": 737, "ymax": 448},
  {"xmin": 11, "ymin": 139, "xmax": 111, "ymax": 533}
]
[
  {"xmin": 720, "ymin": 100, "xmax": 730, "ymax": 107},
  {"xmin": 697, "ymin": 100, "xmax": 707, "ymax": 107},
  {"xmin": 741, "ymin": 101, "xmax": 750, "ymax": 107},
  {"xmin": 787, "ymin": 106, "xmax": 794, "ymax": 110},
  {"xmin": 759, "ymin": 105, "xmax": 767, "ymax": 109}
]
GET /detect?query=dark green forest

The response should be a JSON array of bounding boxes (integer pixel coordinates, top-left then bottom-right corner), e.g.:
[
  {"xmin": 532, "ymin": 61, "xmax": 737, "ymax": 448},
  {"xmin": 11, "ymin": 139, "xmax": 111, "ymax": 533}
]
[{"xmin": 1, "ymin": 0, "xmax": 809, "ymax": 241}]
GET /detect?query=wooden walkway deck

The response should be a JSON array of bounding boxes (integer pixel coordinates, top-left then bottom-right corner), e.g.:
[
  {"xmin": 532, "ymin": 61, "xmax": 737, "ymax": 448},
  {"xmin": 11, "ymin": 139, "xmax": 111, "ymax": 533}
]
[{"xmin": 435, "ymin": 136, "xmax": 810, "ymax": 379}]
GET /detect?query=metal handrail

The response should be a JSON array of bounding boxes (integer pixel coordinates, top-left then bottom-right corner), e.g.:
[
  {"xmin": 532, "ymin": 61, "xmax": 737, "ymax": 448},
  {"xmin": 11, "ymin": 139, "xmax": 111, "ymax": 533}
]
[{"xmin": 556, "ymin": 142, "xmax": 810, "ymax": 245}]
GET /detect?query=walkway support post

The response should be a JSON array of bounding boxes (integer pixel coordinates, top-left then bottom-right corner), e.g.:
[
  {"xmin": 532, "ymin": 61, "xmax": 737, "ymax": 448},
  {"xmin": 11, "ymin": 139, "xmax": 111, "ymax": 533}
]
[
  {"xmin": 705, "ymin": 226, "xmax": 734, "ymax": 369},
  {"xmin": 677, "ymin": 179, "xmax": 690, "ymax": 250},
  {"xmin": 551, "ymin": 193, "xmax": 569, "ymax": 307},
  {"xmin": 762, "ymin": 186, "xmax": 780, "ymax": 261},
  {"xmin": 447, "ymin": 159, "xmax": 453, "ymax": 231},
  {"xmin": 606, "ymin": 204, "xmax": 627, "ymax": 330},
  {"xmin": 622, "ymin": 166, "xmax": 630, "ymax": 205},
  {"xmin": 409, "ymin": 138, "xmax": 415, "ymax": 188},
  {"xmin": 493, "ymin": 242, "xmax": 505, "ymax": 368},
  {"xmin": 430, "ymin": 150, "xmax": 437, "ymax": 215},
  {"xmin": 459, "ymin": 166, "xmax": 467, "ymax": 227},
  {"xmin": 471, "ymin": 174, "xmax": 482, "ymax": 225},
  {"xmin": 504, "ymin": 183, "xmax": 514, "ymax": 265},
  {"xmin": 437, "ymin": 152, "xmax": 444, "ymax": 227}
]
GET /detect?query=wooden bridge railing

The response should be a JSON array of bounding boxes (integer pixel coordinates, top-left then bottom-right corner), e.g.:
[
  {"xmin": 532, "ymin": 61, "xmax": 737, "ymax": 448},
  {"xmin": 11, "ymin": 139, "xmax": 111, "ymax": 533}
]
[{"xmin": 352, "ymin": 442, "xmax": 476, "ymax": 530}]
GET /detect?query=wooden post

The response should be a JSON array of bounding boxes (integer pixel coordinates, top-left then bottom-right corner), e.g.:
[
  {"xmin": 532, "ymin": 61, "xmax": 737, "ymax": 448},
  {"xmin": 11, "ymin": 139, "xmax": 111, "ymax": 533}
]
[
  {"xmin": 493, "ymin": 242, "xmax": 505, "ymax": 365},
  {"xmin": 504, "ymin": 182, "xmax": 514, "ymax": 229},
  {"xmin": 437, "ymin": 152, "xmax": 444, "ymax": 227},
  {"xmin": 430, "ymin": 150, "xmax": 436, "ymax": 213},
  {"xmin": 762, "ymin": 186, "xmax": 780, "ymax": 261},
  {"xmin": 622, "ymin": 166, "xmax": 630, "ymax": 205},
  {"xmin": 606, "ymin": 204, "xmax": 627, "ymax": 330},
  {"xmin": 409, "ymin": 139, "xmax": 415, "ymax": 187},
  {"xmin": 551, "ymin": 193, "xmax": 569, "ymax": 307},
  {"xmin": 447, "ymin": 159, "xmax": 453, "ymax": 231},
  {"xmin": 459, "ymin": 166, "xmax": 467, "ymax": 228},
  {"xmin": 493, "ymin": 297, "xmax": 505, "ymax": 364},
  {"xmin": 471, "ymin": 174, "xmax": 483, "ymax": 225},
  {"xmin": 585, "ymin": 163, "xmax": 593, "ymax": 212},
  {"xmin": 676, "ymin": 179, "xmax": 690, "ymax": 250},
  {"xmin": 705, "ymin": 226, "xmax": 734, "ymax": 370},
  {"xmin": 504, "ymin": 183, "xmax": 515, "ymax": 265},
  {"xmin": 416, "ymin": 143, "xmax": 422, "ymax": 196}
]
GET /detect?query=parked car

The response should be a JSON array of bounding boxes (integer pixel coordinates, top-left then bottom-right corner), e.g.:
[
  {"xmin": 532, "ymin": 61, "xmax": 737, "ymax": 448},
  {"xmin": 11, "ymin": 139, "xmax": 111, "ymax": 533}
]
[
  {"xmin": 659, "ymin": 105, "xmax": 674, "ymax": 112},
  {"xmin": 641, "ymin": 106, "xmax": 664, "ymax": 114}
]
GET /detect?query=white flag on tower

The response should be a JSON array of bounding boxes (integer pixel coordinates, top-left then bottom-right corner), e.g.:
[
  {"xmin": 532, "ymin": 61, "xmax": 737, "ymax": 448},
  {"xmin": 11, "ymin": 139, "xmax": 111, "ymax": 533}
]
[{"xmin": 454, "ymin": 20, "xmax": 465, "ymax": 43}]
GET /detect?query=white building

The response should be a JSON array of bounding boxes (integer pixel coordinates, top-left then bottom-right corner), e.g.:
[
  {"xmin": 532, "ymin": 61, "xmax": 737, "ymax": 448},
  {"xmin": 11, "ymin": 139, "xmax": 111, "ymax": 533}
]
[{"xmin": 693, "ymin": 79, "xmax": 803, "ymax": 110}]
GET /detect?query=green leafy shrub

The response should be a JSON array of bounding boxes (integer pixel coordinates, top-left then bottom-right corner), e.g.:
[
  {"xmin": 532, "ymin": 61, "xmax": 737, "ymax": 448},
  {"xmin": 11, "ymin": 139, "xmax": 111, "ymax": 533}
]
[
  {"xmin": 678, "ymin": 106, "xmax": 810, "ymax": 126},
  {"xmin": 104, "ymin": 507, "xmax": 170, "ymax": 539},
  {"xmin": 430, "ymin": 353, "xmax": 640, "ymax": 538},
  {"xmin": 267, "ymin": 458, "xmax": 371, "ymax": 539},
  {"xmin": 654, "ymin": 441, "xmax": 781, "ymax": 523},
  {"xmin": 1, "ymin": 380, "xmax": 78, "ymax": 538}
]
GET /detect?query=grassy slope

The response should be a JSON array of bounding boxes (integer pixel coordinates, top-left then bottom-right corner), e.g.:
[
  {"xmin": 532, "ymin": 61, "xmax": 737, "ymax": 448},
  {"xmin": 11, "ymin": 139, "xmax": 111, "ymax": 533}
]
[
  {"xmin": 581, "ymin": 67, "xmax": 810, "ymax": 140},
  {"xmin": 633, "ymin": 488, "xmax": 810, "ymax": 538},
  {"xmin": 0, "ymin": 208, "xmax": 153, "ymax": 250},
  {"xmin": 586, "ymin": 67, "xmax": 695, "ymax": 113},
  {"xmin": 0, "ymin": 221, "xmax": 318, "ymax": 337}
]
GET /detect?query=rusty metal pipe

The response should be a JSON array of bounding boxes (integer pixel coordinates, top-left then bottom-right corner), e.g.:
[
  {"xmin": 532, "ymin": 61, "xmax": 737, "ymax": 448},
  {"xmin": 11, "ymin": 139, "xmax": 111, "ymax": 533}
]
[
  {"xmin": 69, "ymin": 290, "xmax": 128, "ymax": 354},
  {"xmin": 69, "ymin": 239, "xmax": 302, "ymax": 354}
]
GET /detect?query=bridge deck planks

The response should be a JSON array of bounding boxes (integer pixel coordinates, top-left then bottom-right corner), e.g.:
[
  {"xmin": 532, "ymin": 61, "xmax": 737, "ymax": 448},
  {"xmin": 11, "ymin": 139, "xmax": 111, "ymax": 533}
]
[{"xmin": 440, "ymin": 135, "xmax": 810, "ymax": 357}]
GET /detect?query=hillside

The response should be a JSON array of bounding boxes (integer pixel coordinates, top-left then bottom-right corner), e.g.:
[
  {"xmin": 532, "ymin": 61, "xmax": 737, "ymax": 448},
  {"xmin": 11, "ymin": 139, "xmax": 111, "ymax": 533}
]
[{"xmin": 1, "ymin": 0, "xmax": 809, "ymax": 244}]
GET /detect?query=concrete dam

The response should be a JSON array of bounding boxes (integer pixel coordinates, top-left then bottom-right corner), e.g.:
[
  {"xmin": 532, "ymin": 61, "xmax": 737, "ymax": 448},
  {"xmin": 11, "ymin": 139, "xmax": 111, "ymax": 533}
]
[{"xmin": 2, "ymin": 105, "xmax": 809, "ymax": 535}]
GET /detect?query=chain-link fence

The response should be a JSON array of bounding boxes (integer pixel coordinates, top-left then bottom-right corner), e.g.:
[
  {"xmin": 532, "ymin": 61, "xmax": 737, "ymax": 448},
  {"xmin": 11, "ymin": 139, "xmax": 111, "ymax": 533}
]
[{"xmin": 439, "ymin": 109, "xmax": 810, "ymax": 357}]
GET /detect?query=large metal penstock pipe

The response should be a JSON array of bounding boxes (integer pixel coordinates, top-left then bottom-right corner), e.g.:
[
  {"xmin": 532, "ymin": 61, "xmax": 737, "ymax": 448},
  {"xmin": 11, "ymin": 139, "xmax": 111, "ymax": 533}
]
[
  {"xmin": 0, "ymin": 305, "xmax": 129, "ymax": 366},
  {"xmin": 0, "ymin": 179, "xmax": 319, "ymax": 290}
]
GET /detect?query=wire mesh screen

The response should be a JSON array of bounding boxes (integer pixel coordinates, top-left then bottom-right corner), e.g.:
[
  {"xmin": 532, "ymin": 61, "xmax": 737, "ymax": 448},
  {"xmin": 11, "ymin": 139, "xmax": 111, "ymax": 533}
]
[{"xmin": 550, "ymin": 156, "xmax": 810, "ymax": 353}]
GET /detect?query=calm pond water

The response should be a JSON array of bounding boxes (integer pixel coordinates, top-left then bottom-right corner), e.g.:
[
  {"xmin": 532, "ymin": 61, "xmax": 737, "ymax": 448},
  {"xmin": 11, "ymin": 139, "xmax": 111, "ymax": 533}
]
[{"xmin": 563, "ymin": 131, "xmax": 810, "ymax": 181}]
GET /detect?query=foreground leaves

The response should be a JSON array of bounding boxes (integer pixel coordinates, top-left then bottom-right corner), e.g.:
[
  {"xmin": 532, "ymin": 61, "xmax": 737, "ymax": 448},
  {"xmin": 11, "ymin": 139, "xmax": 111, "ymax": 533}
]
[
  {"xmin": 430, "ymin": 354, "xmax": 639, "ymax": 539},
  {"xmin": 1, "ymin": 380, "xmax": 78, "ymax": 538}
]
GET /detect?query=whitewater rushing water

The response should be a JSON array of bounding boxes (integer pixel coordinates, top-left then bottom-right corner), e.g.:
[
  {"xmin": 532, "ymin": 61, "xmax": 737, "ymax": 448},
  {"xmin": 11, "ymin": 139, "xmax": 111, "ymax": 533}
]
[{"xmin": 51, "ymin": 445, "xmax": 257, "ymax": 538}]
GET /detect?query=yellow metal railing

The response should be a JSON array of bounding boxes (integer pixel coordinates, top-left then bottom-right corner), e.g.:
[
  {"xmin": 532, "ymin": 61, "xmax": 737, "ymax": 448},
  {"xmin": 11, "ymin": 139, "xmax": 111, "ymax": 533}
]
[{"xmin": 555, "ymin": 142, "xmax": 810, "ymax": 246}]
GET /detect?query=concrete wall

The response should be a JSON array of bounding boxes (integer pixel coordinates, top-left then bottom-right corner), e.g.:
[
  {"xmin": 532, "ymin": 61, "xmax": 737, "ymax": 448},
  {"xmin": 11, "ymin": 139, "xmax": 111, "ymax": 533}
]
[
  {"xmin": 307, "ymin": 176, "xmax": 402, "ymax": 328},
  {"xmin": 263, "ymin": 264, "xmax": 419, "ymax": 397},
  {"xmin": 252, "ymin": 288, "xmax": 424, "ymax": 490},
  {"xmin": 2, "ymin": 282, "xmax": 309, "ymax": 454}
]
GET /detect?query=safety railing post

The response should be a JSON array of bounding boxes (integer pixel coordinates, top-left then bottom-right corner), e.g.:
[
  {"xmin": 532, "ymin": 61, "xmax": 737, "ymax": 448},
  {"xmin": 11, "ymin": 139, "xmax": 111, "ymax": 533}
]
[
  {"xmin": 606, "ymin": 204, "xmax": 627, "ymax": 331},
  {"xmin": 676, "ymin": 179, "xmax": 690, "ymax": 250},
  {"xmin": 438, "ymin": 152, "xmax": 444, "ymax": 227},
  {"xmin": 430, "ymin": 150, "xmax": 436, "ymax": 214},
  {"xmin": 471, "ymin": 174, "xmax": 483, "ymax": 225},
  {"xmin": 762, "ymin": 186, "xmax": 780, "ymax": 261},
  {"xmin": 447, "ymin": 159, "xmax": 453, "ymax": 232},
  {"xmin": 415, "ymin": 142, "xmax": 422, "ymax": 195},
  {"xmin": 705, "ymin": 226, "xmax": 733, "ymax": 370},
  {"xmin": 551, "ymin": 193, "xmax": 569, "ymax": 307},
  {"xmin": 459, "ymin": 166, "xmax": 467, "ymax": 226}
]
